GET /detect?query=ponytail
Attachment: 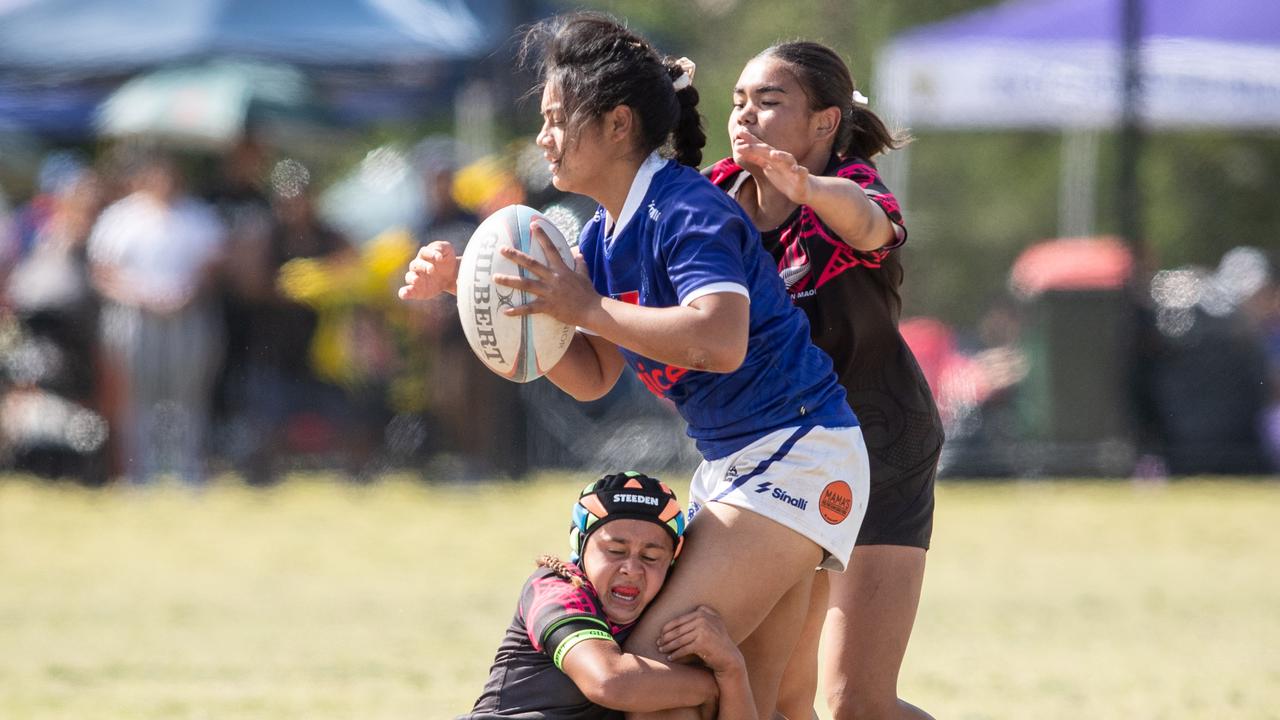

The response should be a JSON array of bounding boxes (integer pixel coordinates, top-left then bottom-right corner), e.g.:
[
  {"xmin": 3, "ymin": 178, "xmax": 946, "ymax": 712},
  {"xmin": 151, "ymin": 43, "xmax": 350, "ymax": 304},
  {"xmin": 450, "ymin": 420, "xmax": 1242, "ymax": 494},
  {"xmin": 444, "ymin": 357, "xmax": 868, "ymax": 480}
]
[
  {"xmin": 536, "ymin": 554, "xmax": 584, "ymax": 588},
  {"xmin": 665, "ymin": 60, "xmax": 705, "ymax": 167},
  {"xmin": 845, "ymin": 105, "xmax": 907, "ymax": 161}
]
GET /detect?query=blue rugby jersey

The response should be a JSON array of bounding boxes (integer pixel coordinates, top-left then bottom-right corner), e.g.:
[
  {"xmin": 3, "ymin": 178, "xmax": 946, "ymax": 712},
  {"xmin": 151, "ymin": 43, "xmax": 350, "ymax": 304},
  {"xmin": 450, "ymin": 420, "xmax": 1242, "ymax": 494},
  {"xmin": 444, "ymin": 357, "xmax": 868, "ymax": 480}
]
[{"xmin": 578, "ymin": 153, "xmax": 855, "ymax": 460}]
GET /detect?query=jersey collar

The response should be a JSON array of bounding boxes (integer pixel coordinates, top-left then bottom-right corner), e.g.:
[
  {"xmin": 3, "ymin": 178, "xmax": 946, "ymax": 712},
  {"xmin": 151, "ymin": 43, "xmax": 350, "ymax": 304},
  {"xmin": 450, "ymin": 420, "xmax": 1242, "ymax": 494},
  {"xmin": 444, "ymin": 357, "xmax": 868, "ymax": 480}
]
[{"xmin": 606, "ymin": 151, "xmax": 668, "ymax": 239}]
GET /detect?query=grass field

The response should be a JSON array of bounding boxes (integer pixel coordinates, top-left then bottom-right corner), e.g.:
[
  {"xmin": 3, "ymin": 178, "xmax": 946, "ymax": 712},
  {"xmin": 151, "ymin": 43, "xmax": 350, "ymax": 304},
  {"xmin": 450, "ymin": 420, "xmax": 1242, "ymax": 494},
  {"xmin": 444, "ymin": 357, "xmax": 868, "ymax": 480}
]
[{"xmin": 1, "ymin": 474, "xmax": 1278, "ymax": 719}]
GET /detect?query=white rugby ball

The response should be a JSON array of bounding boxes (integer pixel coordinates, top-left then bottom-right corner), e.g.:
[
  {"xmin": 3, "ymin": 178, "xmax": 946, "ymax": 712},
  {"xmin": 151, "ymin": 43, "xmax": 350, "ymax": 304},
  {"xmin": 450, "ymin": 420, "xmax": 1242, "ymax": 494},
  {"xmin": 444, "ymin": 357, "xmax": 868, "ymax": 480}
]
[{"xmin": 456, "ymin": 204, "xmax": 576, "ymax": 383}]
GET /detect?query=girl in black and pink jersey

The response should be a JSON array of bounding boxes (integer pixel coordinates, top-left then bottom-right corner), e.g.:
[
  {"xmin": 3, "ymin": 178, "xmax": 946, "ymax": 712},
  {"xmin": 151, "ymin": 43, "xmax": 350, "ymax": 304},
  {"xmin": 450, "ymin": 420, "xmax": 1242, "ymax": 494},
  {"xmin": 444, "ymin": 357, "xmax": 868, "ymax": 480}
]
[
  {"xmin": 459, "ymin": 472, "xmax": 755, "ymax": 720},
  {"xmin": 705, "ymin": 43, "xmax": 943, "ymax": 720}
]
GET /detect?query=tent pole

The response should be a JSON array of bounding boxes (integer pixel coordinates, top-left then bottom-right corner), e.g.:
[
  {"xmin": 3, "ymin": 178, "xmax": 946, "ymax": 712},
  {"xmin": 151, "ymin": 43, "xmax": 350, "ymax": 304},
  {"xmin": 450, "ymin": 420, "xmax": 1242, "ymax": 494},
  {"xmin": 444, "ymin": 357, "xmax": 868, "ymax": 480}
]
[
  {"xmin": 880, "ymin": 141, "xmax": 910, "ymax": 217},
  {"xmin": 1117, "ymin": 0, "xmax": 1146, "ymax": 261},
  {"xmin": 1059, "ymin": 130, "xmax": 1099, "ymax": 238}
]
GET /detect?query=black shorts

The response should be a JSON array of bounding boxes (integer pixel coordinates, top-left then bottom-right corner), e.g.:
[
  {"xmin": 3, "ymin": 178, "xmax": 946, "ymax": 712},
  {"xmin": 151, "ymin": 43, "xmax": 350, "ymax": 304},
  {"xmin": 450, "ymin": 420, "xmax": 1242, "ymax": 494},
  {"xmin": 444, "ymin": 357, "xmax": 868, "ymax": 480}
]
[
  {"xmin": 847, "ymin": 384, "xmax": 942, "ymax": 550},
  {"xmin": 855, "ymin": 444, "xmax": 939, "ymax": 549}
]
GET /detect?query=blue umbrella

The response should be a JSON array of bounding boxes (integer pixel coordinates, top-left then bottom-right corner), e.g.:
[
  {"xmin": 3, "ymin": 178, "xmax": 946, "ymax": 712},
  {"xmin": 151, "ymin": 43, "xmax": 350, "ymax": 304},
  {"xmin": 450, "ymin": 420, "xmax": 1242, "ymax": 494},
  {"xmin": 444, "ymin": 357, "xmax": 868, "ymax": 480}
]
[
  {"xmin": 0, "ymin": 0, "xmax": 505, "ymax": 76},
  {"xmin": 94, "ymin": 59, "xmax": 329, "ymax": 149}
]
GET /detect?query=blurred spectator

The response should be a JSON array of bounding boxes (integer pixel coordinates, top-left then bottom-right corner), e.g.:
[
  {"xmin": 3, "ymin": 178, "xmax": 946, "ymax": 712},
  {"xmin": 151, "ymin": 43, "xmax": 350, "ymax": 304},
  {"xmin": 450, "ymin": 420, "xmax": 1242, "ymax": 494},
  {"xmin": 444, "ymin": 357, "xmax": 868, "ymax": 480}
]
[
  {"xmin": 900, "ymin": 311, "xmax": 1027, "ymax": 436},
  {"xmin": 219, "ymin": 157, "xmax": 361, "ymax": 484},
  {"xmin": 6, "ymin": 164, "xmax": 103, "ymax": 399},
  {"xmin": 1233, "ymin": 248, "xmax": 1280, "ymax": 471},
  {"xmin": 404, "ymin": 145, "xmax": 528, "ymax": 477},
  {"xmin": 1143, "ymin": 248, "xmax": 1273, "ymax": 475},
  {"xmin": 413, "ymin": 137, "xmax": 478, "ymax": 250},
  {"xmin": 0, "ymin": 181, "xmax": 16, "ymax": 285},
  {"xmin": 7, "ymin": 166, "xmax": 101, "ymax": 323},
  {"xmin": 901, "ymin": 310, "xmax": 1029, "ymax": 478},
  {"xmin": 11, "ymin": 151, "xmax": 89, "ymax": 261},
  {"xmin": 1, "ymin": 163, "xmax": 110, "ymax": 482},
  {"xmin": 203, "ymin": 135, "xmax": 273, "ymax": 471},
  {"xmin": 87, "ymin": 150, "xmax": 226, "ymax": 484}
]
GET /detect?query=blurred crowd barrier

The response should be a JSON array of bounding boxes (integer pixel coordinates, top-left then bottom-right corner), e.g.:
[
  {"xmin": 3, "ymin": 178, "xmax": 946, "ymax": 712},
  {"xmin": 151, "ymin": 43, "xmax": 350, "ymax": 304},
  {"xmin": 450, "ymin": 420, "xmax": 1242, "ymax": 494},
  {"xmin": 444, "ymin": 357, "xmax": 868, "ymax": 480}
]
[
  {"xmin": 0, "ymin": 134, "xmax": 708, "ymax": 485},
  {"xmin": 2, "ymin": 137, "xmax": 1276, "ymax": 485},
  {"xmin": 908, "ymin": 238, "xmax": 1280, "ymax": 479}
]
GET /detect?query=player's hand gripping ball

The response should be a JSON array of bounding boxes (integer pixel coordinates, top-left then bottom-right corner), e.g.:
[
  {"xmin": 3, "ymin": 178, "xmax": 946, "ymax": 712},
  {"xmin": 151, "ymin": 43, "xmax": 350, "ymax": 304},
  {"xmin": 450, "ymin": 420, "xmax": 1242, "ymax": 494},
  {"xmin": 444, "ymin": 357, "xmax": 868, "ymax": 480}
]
[{"xmin": 456, "ymin": 204, "xmax": 576, "ymax": 382}]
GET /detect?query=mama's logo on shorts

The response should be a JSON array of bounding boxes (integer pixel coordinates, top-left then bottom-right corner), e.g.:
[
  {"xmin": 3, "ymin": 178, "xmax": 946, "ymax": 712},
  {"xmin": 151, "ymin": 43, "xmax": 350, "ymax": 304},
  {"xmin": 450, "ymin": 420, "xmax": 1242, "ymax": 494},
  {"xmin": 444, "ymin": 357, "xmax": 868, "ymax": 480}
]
[{"xmin": 819, "ymin": 481, "xmax": 853, "ymax": 525}]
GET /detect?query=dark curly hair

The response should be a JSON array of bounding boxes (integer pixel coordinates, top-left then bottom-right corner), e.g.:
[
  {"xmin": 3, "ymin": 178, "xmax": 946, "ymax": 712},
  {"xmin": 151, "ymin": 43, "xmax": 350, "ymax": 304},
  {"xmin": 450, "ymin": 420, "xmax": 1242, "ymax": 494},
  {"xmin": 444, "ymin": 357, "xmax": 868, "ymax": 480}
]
[{"xmin": 521, "ymin": 12, "xmax": 705, "ymax": 167}]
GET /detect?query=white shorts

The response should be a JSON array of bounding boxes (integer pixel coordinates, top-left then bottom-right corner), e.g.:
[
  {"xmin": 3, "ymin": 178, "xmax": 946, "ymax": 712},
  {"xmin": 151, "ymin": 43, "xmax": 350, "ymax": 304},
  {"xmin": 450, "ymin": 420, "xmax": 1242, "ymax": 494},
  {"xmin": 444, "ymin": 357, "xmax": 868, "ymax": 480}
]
[{"xmin": 686, "ymin": 425, "xmax": 869, "ymax": 572}]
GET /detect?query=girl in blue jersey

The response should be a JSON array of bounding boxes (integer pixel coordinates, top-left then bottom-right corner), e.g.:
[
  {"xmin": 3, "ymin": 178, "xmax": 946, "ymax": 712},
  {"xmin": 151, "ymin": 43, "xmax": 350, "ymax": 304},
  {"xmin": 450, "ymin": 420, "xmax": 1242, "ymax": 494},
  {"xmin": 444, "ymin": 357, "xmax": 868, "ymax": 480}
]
[
  {"xmin": 710, "ymin": 43, "xmax": 942, "ymax": 720},
  {"xmin": 400, "ymin": 14, "xmax": 871, "ymax": 718}
]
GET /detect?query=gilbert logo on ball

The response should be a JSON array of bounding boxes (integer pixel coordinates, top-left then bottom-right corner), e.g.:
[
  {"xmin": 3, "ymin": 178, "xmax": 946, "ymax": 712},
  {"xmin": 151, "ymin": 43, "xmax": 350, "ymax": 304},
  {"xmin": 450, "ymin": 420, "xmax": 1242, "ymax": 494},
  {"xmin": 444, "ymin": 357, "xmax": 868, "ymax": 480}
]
[{"xmin": 456, "ymin": 204, "xmax": 576, "ymax": 383}]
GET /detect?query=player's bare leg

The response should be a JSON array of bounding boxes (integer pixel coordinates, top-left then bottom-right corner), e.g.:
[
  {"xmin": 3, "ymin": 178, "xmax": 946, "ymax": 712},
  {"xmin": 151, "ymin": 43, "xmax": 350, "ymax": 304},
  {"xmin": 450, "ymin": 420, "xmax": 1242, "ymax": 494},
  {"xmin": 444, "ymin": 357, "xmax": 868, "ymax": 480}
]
[
  {"xmin": 738, "ymin": 573, "xmax": 815, "ymax": 718},
  {"xmin": 775, "ymin": 570, "xmax": 828, "ymax": 720},
  {"xmin": 622, "ymin": 502, "xmax": 825, "ymax": 719},
  {"xmin": 821, "ymin": 545, "xmax": 932, "ymax": 720}
]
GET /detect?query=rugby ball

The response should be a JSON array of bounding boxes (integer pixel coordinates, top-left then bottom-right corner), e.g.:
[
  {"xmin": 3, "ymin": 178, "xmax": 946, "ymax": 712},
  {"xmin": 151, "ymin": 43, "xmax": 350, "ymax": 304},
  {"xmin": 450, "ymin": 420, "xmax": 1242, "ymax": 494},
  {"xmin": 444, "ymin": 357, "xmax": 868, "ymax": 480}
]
[{"xmin": 456, "ymin": 204, "xmax": 576, "ymax": 383}]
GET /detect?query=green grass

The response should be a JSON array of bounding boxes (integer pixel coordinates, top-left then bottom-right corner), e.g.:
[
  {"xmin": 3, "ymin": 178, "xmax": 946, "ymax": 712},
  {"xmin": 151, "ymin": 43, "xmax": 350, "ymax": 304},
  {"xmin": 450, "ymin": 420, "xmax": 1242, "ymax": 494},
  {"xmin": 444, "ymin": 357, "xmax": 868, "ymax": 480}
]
[{"xmin": 1, "ymin": 475, "xmax": 1278, "ymax": 719}]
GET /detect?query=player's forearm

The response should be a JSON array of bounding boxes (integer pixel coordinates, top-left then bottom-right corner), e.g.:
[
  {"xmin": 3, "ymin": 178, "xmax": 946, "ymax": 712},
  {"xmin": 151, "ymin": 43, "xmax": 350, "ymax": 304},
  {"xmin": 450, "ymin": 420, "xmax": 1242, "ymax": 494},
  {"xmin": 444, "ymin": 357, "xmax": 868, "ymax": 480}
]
[
  {"xmin": 582, "ymin": 654, "xmax": 718, "ymax": 711},
  {"xmin": 582, "ymin": 297, "xmax": 747, "ymax": 373},
  {"xmin": 711, "ymin": 666, "xmax": 757, "ymax": 720},
  {"xmin": 805, "ymin": 174, "xmax": 894, "ymax": 252},
  {"xmin": 545, "ymin": 332, "xmax": 625, "ymax": 401}
]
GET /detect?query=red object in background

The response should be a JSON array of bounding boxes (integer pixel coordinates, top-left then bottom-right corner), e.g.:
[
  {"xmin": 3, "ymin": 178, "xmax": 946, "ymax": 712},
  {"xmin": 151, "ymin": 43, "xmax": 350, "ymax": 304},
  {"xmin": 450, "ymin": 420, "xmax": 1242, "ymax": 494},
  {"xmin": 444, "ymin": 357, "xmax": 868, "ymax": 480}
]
[
  {"xmin": 900, "ymin": 317, "xmax": 989, "ymax": 421},
  {"xmin": 898, "ymin": 317, "xmax": 957, "ymax": 399},
  {"xmin": 1009, "ymin": 236, "xmax": 1134, "ymax": 299},
  {"xmin": 285, "ymin": 412, "xmax": 338, "ymax": 455}
]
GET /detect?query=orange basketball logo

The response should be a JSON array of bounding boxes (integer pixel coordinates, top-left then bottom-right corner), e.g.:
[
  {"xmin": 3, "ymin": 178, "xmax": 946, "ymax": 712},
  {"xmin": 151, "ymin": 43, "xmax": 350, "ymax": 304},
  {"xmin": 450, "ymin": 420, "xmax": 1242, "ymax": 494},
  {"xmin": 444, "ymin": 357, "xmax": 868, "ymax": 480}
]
[{"xmin": 818, "ymin": 481, "xmax": 853, "ymax": 525}]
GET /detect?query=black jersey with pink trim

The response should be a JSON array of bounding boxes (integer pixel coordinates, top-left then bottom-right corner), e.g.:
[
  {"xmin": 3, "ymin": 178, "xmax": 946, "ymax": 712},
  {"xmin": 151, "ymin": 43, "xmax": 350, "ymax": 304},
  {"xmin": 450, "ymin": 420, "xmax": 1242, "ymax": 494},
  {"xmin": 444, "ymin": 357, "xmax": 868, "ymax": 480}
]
[
  {"xmin": 459, "ymin": 565, "xmax": 631, "ymax": 720},
  {"xmin": 708, "ymin": 156, "xmax": 942, "ymax": 545}
]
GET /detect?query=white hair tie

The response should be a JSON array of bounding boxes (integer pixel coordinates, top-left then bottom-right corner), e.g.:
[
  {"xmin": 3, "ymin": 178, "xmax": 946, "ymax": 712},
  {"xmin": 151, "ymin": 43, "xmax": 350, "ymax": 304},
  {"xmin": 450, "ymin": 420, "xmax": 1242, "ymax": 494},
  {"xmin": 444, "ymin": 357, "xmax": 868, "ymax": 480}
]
[
  {"xmin": 851, "ymin": 90, "xmax": 870, "ymax": 107},
  {"xmin": 672, "ymin": 57, "xmax": 696, "ymax": 91}
]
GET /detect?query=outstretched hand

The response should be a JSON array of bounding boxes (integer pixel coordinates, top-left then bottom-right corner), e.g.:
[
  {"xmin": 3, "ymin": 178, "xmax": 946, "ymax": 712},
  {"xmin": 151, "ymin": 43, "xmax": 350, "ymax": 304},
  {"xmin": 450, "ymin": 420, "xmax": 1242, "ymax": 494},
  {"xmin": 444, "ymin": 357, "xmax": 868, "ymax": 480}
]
[
  {"xmin": 732, "ymin": 127, "xmax": 812, "ymax": 206},
  {"xmin": 398, "ymin": 241, "xmax": 459, "ymax": 300},
  {"xmin": 493, "ymin": 221, "xmax": 597, "ymax": 327}
]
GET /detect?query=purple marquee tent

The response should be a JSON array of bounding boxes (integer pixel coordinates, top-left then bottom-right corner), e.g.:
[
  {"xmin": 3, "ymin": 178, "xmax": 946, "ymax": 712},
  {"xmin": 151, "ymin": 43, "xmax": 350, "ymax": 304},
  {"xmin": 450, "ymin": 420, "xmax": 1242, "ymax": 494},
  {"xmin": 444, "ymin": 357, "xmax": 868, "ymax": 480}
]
[
  {"xmin": 873, "ymin": 0, "xmax": 1280, "ymax": 476},
  {"xmin": 873, "ymin": 0, "xmax": 1280, "ymax": 237},
  {"xmin": 875, "ymin": 0, "xmax": 1280, "ymax": 130}
]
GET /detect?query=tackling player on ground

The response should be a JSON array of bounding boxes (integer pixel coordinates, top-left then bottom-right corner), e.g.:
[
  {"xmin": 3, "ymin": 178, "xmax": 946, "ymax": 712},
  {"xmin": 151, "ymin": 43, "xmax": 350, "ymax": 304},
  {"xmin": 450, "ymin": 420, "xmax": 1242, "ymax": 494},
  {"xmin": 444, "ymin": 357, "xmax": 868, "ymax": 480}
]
[{"xmin": 459, "ymin": 472, "xmax": 754, "ymax": 719}]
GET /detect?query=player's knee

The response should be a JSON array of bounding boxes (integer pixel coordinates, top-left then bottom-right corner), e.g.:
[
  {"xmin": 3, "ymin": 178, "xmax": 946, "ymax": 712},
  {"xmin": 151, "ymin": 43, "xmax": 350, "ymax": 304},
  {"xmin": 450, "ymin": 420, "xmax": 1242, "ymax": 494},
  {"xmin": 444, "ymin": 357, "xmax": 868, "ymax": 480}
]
[
  {"xmin": 776, "ymin": 680, "xmax": 818, "ymax": 720},
  {"xmin": 776, "ymin": 696, "xmax": 814, "ymax": 720},
  {"xmin": 826, "ymin": 687, "xmax": 898, "ymax": 720}
]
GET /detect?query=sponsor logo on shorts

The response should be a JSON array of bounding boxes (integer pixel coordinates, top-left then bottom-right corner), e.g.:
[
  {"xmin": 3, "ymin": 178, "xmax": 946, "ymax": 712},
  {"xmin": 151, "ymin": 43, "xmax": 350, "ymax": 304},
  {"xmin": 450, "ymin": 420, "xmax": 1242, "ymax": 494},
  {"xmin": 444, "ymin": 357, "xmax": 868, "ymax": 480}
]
[
  {"xmin": 818, "ymin": 481, "xmax": 853, "ymax": 525},
  {"xmin": 755, "ymin": 481, "xmax": 808, "ymax": 511},
  {"xmin": 686, "ymin": 501, "xmax": 701, "ymax": 522}
]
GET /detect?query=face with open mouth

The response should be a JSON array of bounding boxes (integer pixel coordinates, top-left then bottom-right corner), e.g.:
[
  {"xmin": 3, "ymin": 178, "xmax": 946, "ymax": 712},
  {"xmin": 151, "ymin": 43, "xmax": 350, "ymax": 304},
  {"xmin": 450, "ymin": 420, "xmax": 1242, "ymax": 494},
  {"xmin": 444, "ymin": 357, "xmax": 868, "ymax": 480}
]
[{"xmin": 579, "ymin": 519, "xmax": 675, "ymax": 626}]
